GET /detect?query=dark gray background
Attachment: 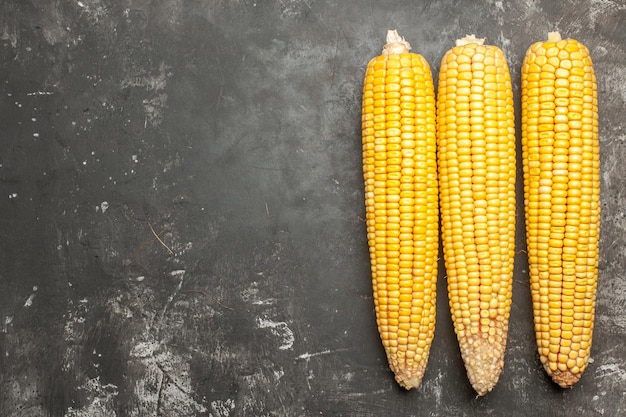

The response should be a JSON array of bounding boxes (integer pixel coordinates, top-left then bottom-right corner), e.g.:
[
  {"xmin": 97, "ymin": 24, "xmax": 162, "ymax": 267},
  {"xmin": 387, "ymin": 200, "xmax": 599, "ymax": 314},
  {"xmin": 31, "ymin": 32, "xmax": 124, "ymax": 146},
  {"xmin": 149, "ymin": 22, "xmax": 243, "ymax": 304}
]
[{"xmin": 1, "ymin": 1, "xmax": 625, "ymax": 416}]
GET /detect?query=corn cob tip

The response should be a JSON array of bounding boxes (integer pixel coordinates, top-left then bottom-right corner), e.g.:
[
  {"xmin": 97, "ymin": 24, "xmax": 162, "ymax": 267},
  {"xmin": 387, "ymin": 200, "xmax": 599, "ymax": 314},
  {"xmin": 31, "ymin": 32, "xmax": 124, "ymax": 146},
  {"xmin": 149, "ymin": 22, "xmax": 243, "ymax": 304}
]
[
  {"xmin": 460, "ymin": 336, "xmax": 506, "ymax": 396},
  {"xmin": 394, "ymin": 371, "xmax": 425, "ymax": 391},
  {"xmin": 388, "ymin": 352, "xmax": 430, "ymax": 390},
  {"xmin": 455, "ymin": 34, "xmax": 485, "ymax": 46},
  {"xmin": 549, "ymin": 369, "xmax": 581, "ymax": 389},
  {"xmin": 382, "ymin": 29, "xmax": 411, "ymax": 55}
]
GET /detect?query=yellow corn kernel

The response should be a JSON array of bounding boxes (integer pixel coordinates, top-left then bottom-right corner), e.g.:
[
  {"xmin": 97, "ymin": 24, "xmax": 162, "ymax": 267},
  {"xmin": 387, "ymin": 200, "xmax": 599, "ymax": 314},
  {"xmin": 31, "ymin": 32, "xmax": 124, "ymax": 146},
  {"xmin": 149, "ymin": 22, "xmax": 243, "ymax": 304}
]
[
  {"xmin": 437, "ymin": 34, "xmax": 515, "ymax": 396},
  {"xmin": 522, "ymin": 31, "xmax": 600, "ymax": 388},
  {"xmin": 362, "ymin": 30, "xmax": 438, "ymax": 390}
]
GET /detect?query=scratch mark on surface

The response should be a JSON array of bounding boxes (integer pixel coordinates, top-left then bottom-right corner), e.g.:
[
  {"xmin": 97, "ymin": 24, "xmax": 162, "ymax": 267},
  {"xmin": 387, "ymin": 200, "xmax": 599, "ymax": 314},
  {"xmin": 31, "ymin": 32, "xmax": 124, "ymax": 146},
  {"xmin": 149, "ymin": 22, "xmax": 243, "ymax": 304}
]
[
  {"xmin": 155, "ymin": 366, "xmax": 165, "ymax": 417},
  {"xmin": 182, "ymin": 289, "xmax": 236, "ymax": 311},
  {"xmin": 296, "ymin": 348, "xmax": 350, "ymax": 391},
  {"xmin": 126, "ymin": 225, "xmax": 170, "ymax": 264},
  {"xmin": 159, "ymin": 270, "xmax": 185, "ymax": 330},
  {"xmin": 343, "ymin": 388, "xmax": 390, "ymax": 398},
  {"xmin": 149, "ymin": 223, "xmax": 175, "ymax": 255},
  {"xmin": 295, "ymin": 348, "xmax": 349, "ymax": 360}
]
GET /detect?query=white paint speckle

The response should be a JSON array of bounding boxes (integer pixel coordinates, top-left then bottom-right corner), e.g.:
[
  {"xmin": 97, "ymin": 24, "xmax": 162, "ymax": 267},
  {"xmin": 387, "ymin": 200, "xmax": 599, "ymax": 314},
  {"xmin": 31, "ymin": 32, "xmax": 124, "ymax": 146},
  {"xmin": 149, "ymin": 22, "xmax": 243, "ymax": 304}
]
[
  {"xmin": 136, "ymin": 276, "xmax": 145, "ymax": 282},
  {"xmin": 64, "ymin": 376, "xmax": 118, "ymax": 417},
  {"xmin": 595, "ymin": 45, "xmax": 608, "ymax": 58},
  {"xmin": 241, "ymin": 282, "xmax": 276, "ymax": 305},
  {"xmin": 256, "ymin": 316, "xmax": 294, "ymax": 350},
  {"xmin": 210, "ymin": 399, "xmax": 235, "ymax": 417},
  {"xmin": 100, "ymin": 201, "xmax": 109, "ymax": 213},
  {"xmin": 595, "ymin": 361, "xmax": 626, "ymax": 383},
  {"xmin": 24, "ymin": 293, "xmax": 35, "ymax": 307},
  {"xmin": 305, "ymin": 368, "xmax": 314, "ymax": 390},
  {"xmin": 130, "ymin": 341, "xmax": 160, "ymax": 359},
  {"xmin": 121, "ymin": 62, "xmax": 170, "ymax": 127},
  {"xmin": 252, "ymin": 298, "xmax": 276, "ymax": 306},
  {"xmin": 128, "ymin": 339, "xmax": 208, "ymax": 415},
  {"xmin": 132, "ymin": 154, "xmax": 138, "ymax": 163},
  {"xmin": 26, "ymin": 91, "xmax": 53, "ymax": 96},
  {"xmin": 3, "ymin": 316, "xmax": 13, "ymax": 333},
  {"xmin": 8, "ymin": 193, "xmax": 17, "ymax": 199}
]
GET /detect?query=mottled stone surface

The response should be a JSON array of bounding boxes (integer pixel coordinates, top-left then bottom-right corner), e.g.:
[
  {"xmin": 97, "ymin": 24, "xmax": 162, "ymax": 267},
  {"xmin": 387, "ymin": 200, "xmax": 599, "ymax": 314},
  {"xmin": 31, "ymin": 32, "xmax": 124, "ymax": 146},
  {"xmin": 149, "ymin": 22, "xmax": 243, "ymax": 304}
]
[{"xmin": 0, "ymin": 1, "xmax": 625, "ymax": 416}]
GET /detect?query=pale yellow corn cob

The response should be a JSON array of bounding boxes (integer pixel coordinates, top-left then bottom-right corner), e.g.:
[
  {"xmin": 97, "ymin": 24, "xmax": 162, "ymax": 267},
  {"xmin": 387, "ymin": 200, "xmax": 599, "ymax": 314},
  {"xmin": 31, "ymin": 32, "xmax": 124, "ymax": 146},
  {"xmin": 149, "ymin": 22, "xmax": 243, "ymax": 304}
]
[{"xmin": 436, "ymin": 35, "xmax": 516, "ymax": 396}]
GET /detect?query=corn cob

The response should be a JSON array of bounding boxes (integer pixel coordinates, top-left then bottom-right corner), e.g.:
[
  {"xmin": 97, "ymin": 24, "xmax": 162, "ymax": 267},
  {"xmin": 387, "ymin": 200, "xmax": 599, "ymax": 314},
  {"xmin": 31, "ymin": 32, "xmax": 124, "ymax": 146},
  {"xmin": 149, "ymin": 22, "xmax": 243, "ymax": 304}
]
[
  {"xmin": 521, "ymin": 32, "xmax": 600, "ymax": 388},
  {"xmin": 362, "ymin": 30, "xmax": 438, "ymax": 389},
  {"xmin": 436, "ymin": 35, "xmax": 516, "ymax": 396}
]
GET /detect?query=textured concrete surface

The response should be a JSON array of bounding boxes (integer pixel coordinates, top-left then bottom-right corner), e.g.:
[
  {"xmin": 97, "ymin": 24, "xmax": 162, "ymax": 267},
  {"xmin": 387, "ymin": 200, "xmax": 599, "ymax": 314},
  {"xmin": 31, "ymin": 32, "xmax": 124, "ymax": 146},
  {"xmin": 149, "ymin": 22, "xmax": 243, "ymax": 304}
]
[{"xmin": 0, "ymin": 0, "xmax": 625, "ymax": 416}]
